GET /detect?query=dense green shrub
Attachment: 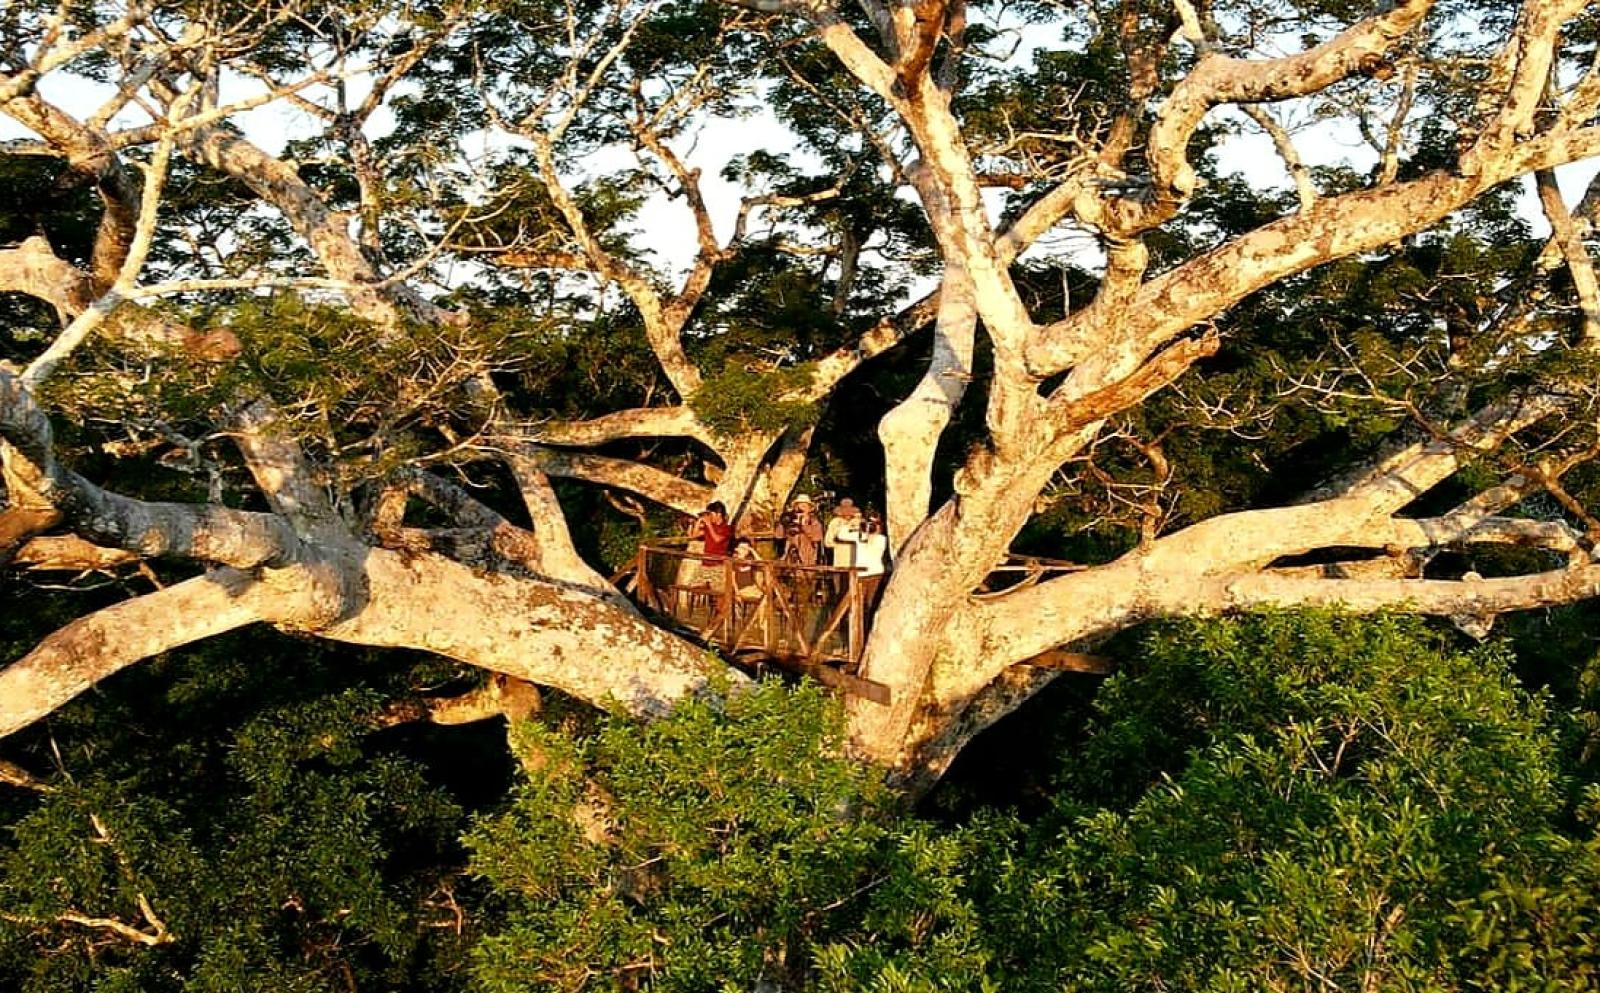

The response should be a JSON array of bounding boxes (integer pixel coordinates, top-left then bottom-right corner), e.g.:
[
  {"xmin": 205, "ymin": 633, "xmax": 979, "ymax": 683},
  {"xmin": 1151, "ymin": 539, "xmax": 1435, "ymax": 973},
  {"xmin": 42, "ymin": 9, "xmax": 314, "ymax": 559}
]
[
  {"xmin": 467, "ymin": 681, "xmax": 926, "ymax": 992},
  {"xmin": 965, "ymin": 613, "xmax": 1600, "ymax": 992}
]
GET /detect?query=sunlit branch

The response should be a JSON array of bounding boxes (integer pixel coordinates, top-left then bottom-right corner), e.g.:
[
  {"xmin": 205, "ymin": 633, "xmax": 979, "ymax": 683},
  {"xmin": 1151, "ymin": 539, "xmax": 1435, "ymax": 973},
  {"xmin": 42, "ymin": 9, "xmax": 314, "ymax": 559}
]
[
  {"xmin": 498, "ymin": 443, "xmax": 713, "ymax": 515},
  {"xmin": 1140, "ymin": 0, "xmax": 1434, "ymax": 225},
  {"xmin": 376, "ymin": 674, "xmax": 543, "ymax": 728},
  {"xmin": 11, "ymin": 535, "xmax": 142, "ymax": 572},
  {"xmin": 0, "ymin": 758, "xmax": 53, "ymax": 792},
  {"xmin": 1373, "ymin": 61, "xmax": 1419, "ymax": 185},
  {"xmin": 1, "ymin": 367, "xmax": 303, "ymax": 568},
  {"xmin": 504, "ymin": 407, "xmax": 716, "ymax": 448},
  {"xmin": 627, "ymin": 90, "xmax": 726, "ymax": 326},
  {"xmin": 0, "ymin": 569, "xmax": 267, "ymax": 739},
  {"xmin": 105, "ymin": 60, "xmax": 344, "ymax": 150},
  {"xmin": 1463, "ymin": 0, "xmax": 1591, "ymax": 169},
  {"xmin": 1536, "ymin": 168, "xmax": 1600, "ymax": 346},
  {"xmin": 23, "ymin": 79, "xmax": 197, "ymax": 386},
  {"xmin": 506, "ymin": 447, "xmax": 628, "ymax": 596},
  {"xmin": 1243, "ymin": 104, "xmax": 1316, "ymax": 212},
  {"xmin": 0, "ymin": 3, "xmax": 152, "ymax": 105}
]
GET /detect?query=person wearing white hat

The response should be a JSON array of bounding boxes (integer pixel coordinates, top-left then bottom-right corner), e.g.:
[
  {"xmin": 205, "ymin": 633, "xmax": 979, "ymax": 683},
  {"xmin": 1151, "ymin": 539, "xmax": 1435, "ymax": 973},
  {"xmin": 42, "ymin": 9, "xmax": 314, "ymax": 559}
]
[
  {"xmin": 780, "ymin": 494, "xmax": 822, "ymax": 565},
  {"xmin": 825, "ymin": 497, "xmax": 862, "ymax": 568}
]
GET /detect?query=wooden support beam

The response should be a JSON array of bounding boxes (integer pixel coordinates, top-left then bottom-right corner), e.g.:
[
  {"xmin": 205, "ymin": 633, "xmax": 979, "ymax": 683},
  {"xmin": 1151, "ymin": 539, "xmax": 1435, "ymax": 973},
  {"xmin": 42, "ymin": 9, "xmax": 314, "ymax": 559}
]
[{"xmin": 804, "ymin": 662, "xmax": 891, "ymax": 706}]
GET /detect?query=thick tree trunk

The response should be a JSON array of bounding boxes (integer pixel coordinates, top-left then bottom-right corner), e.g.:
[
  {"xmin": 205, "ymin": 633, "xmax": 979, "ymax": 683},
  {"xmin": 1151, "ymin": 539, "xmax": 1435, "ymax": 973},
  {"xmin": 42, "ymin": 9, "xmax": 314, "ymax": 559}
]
[
  {"xmin": 848, "ymin": 434, "xmax": 1086, "ymax": 776},
  {"xmin": 878, "ymin": 263, "xmax": 976, "ymax": 549}
]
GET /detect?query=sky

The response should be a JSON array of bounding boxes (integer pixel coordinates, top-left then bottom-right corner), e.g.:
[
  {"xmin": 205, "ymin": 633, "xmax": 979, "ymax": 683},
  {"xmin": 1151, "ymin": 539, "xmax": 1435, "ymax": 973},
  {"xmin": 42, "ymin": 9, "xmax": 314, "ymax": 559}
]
[{"xmin": 5, "ymin": 31, "xmax": 1600, "ymax": 285}]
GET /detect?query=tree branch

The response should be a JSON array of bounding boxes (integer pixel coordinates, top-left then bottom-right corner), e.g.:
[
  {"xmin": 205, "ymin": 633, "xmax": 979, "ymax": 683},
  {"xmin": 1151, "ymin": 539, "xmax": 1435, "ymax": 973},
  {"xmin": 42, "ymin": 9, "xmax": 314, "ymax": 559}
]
[
  {"xmin": 1, "ymin": 366, "xmax": 303, "ymax": 568},
  {"xmin": 527, "ymin": 135, "xmax": 703, "ymax": 398},
  {"xmin": 1243, "ymin": 104, "xmax": 1317, "ymax": 212},
  {"xmin": 1030, "ymin": 125, "xmax": 1600, "ymax": 378},
  {"xmin": 1143, "ymin": 0, "xmax": 1434, "ymax": 211},
  {"xmin": 229, "ymin": 400, "xmax": 337, "ymax": 526},
  {"xmin": 319, "ymin": 549, "xmax": 739, "ymax": 719},
  {"xmin": 804, "ymin": 288, "xmax": 941, "ymax": 400},
  {"xmin": 1536, "ymin": 168, "xmax": 1600, "ymax": 346},
  {"xmin": 376, "ymin": 673, "xmax": 542, "ymax": 728},
  {"xmin": 504, "ymin": 407, "xmax": 715, "ymax": 448},
  {"xmin": 0, "ymin": 236, "xmax": 237, "ymax": 359},
  {"xmin": 0, "ymin": 757, "xmax": 53, "ymax": 792},
  {"xmin": 0, "ymin": 569, "xmax": 267, "ymax": 739},
  {"xmin": 505, "ymin": 446, "xmax": 628, "ymax": 598},
  {"xmin": 500, "ymin": 444, "xmax": 713, "ymax": 516},
  {"xmin": 878, "ymin": 262, "xmax": 976, "ymax": 547},
  {"xmin": 11, "ymin": 535, "xmax": 142, "ymax": 572},
  {"xmin": 57, "ymin": 895, "xmax": 174, "ymax": 948},
  {"xmin": 1461, "ymin": 0, "xmax": 1593, "ymax": 174}
]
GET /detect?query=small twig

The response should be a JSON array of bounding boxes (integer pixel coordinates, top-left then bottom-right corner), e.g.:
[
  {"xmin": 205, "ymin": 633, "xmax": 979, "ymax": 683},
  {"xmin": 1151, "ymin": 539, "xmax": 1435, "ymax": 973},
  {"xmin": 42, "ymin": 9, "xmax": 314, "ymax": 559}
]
[{"xmin": 57, "ymin": 893, "xmax": 173, "ymax": 947}]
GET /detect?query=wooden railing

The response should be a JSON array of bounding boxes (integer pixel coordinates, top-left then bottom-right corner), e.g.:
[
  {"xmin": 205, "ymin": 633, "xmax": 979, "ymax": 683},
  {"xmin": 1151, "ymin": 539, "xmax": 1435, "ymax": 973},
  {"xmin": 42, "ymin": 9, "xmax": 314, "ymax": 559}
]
[
  {"xmin": 624, "ymin": 541, "xmax": 887, "ymax": 703},
  {"xmin": 615, "ymin": 542, "xmax": 1097, "ymax": 703}
]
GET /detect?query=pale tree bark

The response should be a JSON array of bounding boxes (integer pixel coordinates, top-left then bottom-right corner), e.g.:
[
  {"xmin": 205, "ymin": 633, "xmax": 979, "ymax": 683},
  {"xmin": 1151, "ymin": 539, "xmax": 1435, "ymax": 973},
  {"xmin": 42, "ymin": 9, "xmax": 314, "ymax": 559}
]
[
  {"xmin": 318, "ymin": 548, "xmax": 730, "ymax": 718},
  {"xmin": 0, "ymin": 569, "xmax": 268, "ymax": 739},
  {"xmin": 781, "ymin": 0, "xmax": 1600, "ymax": 785},
  {"xmin": 882, "ymin": 388, "xmax": 1595, "ymax": 787},
  {"xmin": 0, "ymin": 236, "xmax": 238, "ymax": 358},
  {"xmin": 377, "ymin": 674, "xmax": 543, "ymax": 728},
  {"xmin": 505, "ymin": 447, "xmax": 633, "ymax": 604},
  {"xmin": 0, "ymin": 0, "xmax": 753, "ymax": 755},
  {"xmin": 0, "ymin": 546, "xmax": 734, "ymax": 741},
  {"xmin": 10, "ymin": 535, "xmax": 140, "ymax": 572},
  {"xmin": 0, "ymin": 357, "xmax": 731, "ymax": 739},
  {"xmin": 7, "ymin": 0, "xmax": 1600, "ymax": 803},
  {"xmin": 746, "ymin": 427, "xmax": 816, "ymax": 527},
  {"xmin": 878, "ymin": 263, "xmax": 976, "ymax": 549}
]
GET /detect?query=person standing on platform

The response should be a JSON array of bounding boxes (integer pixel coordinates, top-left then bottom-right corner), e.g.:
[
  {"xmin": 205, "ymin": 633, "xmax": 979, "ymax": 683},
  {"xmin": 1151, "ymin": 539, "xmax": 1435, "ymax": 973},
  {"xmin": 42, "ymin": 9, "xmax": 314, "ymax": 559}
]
[
  {"xmin": 847, "ymin": 510, "xmax": 889, "ymax": 611},
  {"xmin": 688, "ymin": 501, "xmax": 733, "ymax": 561},
  {"xmin": 824, "ymin": 497, "xmax": 862, "ymax": 568},
  {"xmin": 778, "ymin": 493, "xmax": 824, "ymax": 610},
  {"xmin": 683, "ymin": 501, "xmax": 734, "ymax": 620},
  {"xmin": 824, "ymin": 496, "xmax": 862, "ymax": 600},
  {"xmin": 780, "ymin": 494, "xmax": 823, "ymax": 566}
]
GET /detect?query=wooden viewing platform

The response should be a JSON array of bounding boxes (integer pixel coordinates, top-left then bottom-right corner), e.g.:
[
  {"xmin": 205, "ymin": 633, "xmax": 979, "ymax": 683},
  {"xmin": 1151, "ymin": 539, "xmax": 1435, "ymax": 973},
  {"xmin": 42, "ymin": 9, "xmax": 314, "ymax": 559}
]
[
  {"xmin": 619, "ymin": 540, "xmax": 890, "ymax": 703},
  {"xmin": 616, "ymin": 541, "xmax": 1109, "ymax": 705}
]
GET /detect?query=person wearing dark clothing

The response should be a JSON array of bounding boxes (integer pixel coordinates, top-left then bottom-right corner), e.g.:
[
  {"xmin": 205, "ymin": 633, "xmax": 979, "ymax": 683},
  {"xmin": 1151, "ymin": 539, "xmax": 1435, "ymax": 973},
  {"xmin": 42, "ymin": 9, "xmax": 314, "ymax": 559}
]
[{"xmin": 779, "ymin": 494, "xmax": 823, "ymax": 566}]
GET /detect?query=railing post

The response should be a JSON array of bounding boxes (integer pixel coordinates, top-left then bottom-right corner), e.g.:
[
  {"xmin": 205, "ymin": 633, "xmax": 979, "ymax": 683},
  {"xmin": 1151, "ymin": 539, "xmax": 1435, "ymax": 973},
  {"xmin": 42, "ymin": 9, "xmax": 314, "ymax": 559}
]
[
  {"xmin": 722, "ymin": 557, "xmax": 735, "ymax": 646},
  {"xmin": 761, "ymin": 560, "xmax": 777, "ymax": 654},
  {"xmin": 635, "ymin": 546, "xmax": 654, "ymax": 610},
  {"xmin": 848, "ymin": 569, "xmax": 864, "ymax": 668}
]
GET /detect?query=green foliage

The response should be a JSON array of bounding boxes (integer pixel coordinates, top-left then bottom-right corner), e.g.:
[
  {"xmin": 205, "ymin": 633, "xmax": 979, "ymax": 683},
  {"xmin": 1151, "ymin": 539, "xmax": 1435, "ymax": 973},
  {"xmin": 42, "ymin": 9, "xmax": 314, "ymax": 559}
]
[
  {"xmin": 687, "ymin": 361, "xmax": 820, "ymax": 438},
  {"xmin": 34, "ymin": 293, "xmax": 562, "ymax": 492},
  {"xmin": 9, "ymin": 607, "xmax": 1600, "ymax": 991},
  {"xmin": 963, "ymin": 612, "xmax": 1600, "ymax": 992},
  {"xmin": 0, "ymin": 625, "xmax": 475, "ymax": 993},
  {"xmin": 466, "ymin": 681, "xmax": 898, "ymax": 992},
  {"xmin": 461, "ymin": 614, "xmax": 1600, "ymax": 992},
  {"xmin": 492, "ymin": 308, "xmax": 667, "ymax": 419}
]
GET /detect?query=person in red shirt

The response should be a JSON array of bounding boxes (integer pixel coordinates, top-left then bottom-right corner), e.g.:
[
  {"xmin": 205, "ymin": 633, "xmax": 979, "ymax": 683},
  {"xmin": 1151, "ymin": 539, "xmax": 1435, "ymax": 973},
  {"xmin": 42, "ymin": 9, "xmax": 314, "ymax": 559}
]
[{"xmin": 689, "ymin": 501, "xmax": 733, "ymax": 561}]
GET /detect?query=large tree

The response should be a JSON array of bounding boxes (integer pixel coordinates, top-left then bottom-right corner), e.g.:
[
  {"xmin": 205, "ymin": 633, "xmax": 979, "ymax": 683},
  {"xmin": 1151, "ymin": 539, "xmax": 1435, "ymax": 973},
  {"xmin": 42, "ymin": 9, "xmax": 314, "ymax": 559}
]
[{"xmin": 4, "ymin": 0, "xmax": 1600, "ymax": 790}]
